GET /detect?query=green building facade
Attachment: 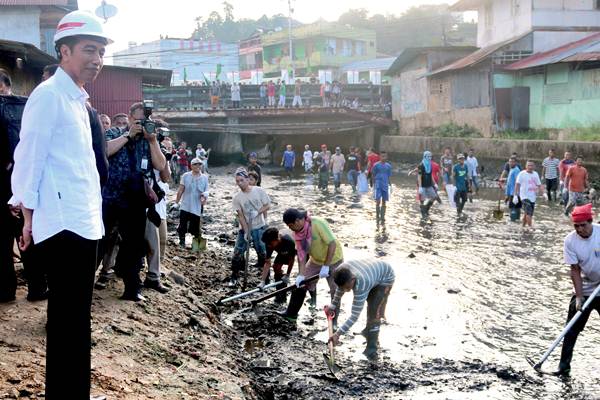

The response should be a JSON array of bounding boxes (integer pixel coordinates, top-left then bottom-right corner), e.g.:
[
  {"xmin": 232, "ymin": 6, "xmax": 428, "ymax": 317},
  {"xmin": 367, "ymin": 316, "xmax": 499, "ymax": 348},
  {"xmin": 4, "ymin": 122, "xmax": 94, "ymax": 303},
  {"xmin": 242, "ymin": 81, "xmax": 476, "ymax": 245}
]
[{"xmin": 261, "ymin": 22, "xmax": 376, "ymax": 78}]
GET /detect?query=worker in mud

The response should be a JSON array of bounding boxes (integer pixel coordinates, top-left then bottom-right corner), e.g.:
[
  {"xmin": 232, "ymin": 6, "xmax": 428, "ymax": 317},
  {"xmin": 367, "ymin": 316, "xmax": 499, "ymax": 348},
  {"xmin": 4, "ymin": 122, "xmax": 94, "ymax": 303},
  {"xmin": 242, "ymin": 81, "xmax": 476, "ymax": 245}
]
[
  {"xmin": 453, "ymin": 154, "xmax": 469, "ymax": 216},
  {"xmin": 247, "ymin": 152, "xmax": 262, "ymax": 186},
  {"xmin": 259, "ymin": 227, "xmax": 297, "ymax": 304},
  {"xmin": 325, "ymin": 259, "xmax": 395, "ymax": 359},
  {"xmin": 229, "ymin": 167, "xmax": 271, "ymax": 287},
  {"xmin": 372, "ymin": 151, "xmax": 392, "ymax": 224},
  {"xmin": 279, "ymin": 208, "xmax": 343, "ymax": 321},
  {"xmin": 556, "ymin": 203, "xmax": 600, "ymax": 376}
]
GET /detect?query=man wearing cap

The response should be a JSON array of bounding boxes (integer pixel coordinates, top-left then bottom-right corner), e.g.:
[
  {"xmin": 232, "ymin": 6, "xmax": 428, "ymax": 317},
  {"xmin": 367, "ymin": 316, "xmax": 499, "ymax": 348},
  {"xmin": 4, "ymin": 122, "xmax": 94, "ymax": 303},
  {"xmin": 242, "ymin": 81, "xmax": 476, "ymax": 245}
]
[
  {"xmin": 453, "ymin": 154, "xmax": 469, "ymax": 215},
  {"xmin": 8, "ymin": 10, "xmax": 112, "ymax": 399},
  {"xmin": 230, "ymin": 167, "xmax": 271, "ymax": 286},
  {"xmin": 247, "ymin": 152, "xmax": 262, "ymax": 186},
  {"xmin": 318, "ymin": 144, "xmax": 331, "ymax": 189},
  {"xmin": 330, "ymin": 146, "xmax": 345, "ymax": 190},
  {"xmin": 514, "ymin": 160, "xmax": 542, "ymax": 227},
  {"xmin": 302, "ymin": 144, "xmax": 313, "ymax": 173},
  {"xmin": 281, "ymin": 144, "xmax": 295, "ymax": 178},
  {"xmin": 556, "ymin": 203, "xmax": 600, "ymax": 375}
]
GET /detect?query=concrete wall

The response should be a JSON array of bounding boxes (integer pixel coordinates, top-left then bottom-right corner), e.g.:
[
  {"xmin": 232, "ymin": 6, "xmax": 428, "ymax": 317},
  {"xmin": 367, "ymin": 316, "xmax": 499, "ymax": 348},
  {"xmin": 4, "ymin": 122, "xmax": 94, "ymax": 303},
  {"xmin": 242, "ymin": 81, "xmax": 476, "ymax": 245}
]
[
  {"xmin": 478, "ymin": 0, "xmax": 533, "ymax": 48},
  {"xmin": 0, "ymin": 7, "xmax": 40, "ymax": 48},
  {"xmin": 399, "ymin": 107, "xmax": 494, "ymax": 137},
  {"xmin": 381, "ymin": 135, "xmax": 600, "ymax": 164},
  {"xmin": 399, "ymin": 61, "xmax": 428, "ymax": 117}
]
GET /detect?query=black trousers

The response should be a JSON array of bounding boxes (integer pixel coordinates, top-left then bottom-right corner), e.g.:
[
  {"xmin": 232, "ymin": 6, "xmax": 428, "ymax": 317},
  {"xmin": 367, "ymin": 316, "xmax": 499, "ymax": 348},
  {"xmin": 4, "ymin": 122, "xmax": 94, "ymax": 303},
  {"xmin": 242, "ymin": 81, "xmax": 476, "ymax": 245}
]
[
  {"xmin": 454, "ymin": 190, "xmax": 468, "ymax": 213},
  {"xmin": 36, "ymin": 230, "xmax": 98, "ymax": 399},
  {"xmin": 101, "ymin": 204, "xmax": 147, "ymax": 292},
  {"xmin": 0, "ymin": 206, "xmax": 47, "ymax": 299},
  {"xmin": 178, "ymin": 209, "xmax": 201, "ymax": 238},
  {"xmin": 559, "ymin": 295, "xmax": 600, "ymax": 371},
  {"xmin": 0, "ymin": 205, "xmax": 17, "ymax": 300}
]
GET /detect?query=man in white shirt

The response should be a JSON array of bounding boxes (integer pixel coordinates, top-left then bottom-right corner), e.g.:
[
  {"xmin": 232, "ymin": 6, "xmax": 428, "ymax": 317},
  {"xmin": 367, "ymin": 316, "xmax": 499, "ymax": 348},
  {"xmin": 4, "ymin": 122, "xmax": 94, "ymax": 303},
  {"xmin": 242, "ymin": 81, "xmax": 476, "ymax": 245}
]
[
  {"xmin": 302, "ymin": 144, "xmax": 313, "ymax": 172},
  {"xmin": 8, "ymin": 10, "xmax": 111, "ymax": 399},
  {"xmin": 514, "ymin": 160, "xmax": 542, "ymax": 227},
  {"xmin": 465, "ymin": 148, "xmax": 479, "ymax": 197},
  {"xmin": 557, "ymin": 203, "xmax": 600, "ymax": 376}
]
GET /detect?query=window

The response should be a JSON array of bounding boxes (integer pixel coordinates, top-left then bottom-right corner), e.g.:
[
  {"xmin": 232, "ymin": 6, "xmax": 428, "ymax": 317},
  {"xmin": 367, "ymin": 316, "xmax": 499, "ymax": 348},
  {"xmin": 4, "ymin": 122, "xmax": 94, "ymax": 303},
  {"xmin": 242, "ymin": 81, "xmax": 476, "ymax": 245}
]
[
  {"xmin": 511, "ymin": 0, "xmax": 520, "ymax": 16},
  {"xmin": 355, "ymin": 41, "xmax": 365, "ymax": 56},
  {"xmin": 325, "ymin": 38, "xmax": 336, "ymax": 56},
  {"xmin": 484, "ymin": 2, "xmax": 493, "ymax": 27},
  {"xmin": 596, "ymin": 0, "xmax": 600, "ymax": 9}
]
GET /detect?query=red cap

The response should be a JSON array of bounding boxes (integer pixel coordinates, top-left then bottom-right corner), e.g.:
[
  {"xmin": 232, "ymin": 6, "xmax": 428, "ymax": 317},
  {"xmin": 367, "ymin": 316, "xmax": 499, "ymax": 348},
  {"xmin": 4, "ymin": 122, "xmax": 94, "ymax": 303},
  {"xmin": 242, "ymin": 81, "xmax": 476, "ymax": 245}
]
[{"xmin": 571, "ymin": 203, "xmax": 593, "ymax": 223}]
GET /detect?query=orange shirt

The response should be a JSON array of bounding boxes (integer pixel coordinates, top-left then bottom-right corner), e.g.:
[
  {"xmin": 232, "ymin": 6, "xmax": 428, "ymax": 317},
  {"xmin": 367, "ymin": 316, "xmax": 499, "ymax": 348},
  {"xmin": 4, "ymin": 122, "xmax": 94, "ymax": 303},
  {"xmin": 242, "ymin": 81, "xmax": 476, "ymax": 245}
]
[{"xmin": 566, "ymin": 165, "xmax": 588, "ymax": 192}]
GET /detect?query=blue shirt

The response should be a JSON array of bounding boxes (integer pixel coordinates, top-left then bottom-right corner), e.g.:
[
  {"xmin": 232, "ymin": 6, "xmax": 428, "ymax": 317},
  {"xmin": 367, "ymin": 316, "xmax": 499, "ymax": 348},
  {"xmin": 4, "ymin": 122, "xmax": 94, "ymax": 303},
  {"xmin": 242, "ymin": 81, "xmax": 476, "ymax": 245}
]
[
  {"xmin": 282, "ymin": 150, "xmax": 295, "ymax": 168},
  {"xmin": 453, "ymin": 163, "xmax": 469, "ymax": 192},
  {"xmin": 505, "ymin": 165, "xmax": 521, "ymax": 196},
  {"xmin": 102, "ymin": 127, "xmax": 153, "ymax": 208},
  {"xmin": 372, "ymin": 161, "xmax": 392, "ymax": 187}
]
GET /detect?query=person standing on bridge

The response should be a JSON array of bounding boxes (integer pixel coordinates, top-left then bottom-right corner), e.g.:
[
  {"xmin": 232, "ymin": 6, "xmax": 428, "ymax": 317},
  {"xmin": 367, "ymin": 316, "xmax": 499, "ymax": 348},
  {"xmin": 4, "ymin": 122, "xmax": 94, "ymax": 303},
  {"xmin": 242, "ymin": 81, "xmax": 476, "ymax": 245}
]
[
  {"xmin": 231, "ymin": 82, "xmax": 241, "ymax": 108},
  {"xmin": 259, "ymin": 82, "xmax": 267, "ymax": 108},
  {"xmin": 555, "ymin": 203, "xmax": 600, "ymax": 376},
  {"xmin": 210, "ymin": 81, "xmax": 220, "ymax": 109},
  {"xmin": 292, "ymin": 79, "xmax": 303, "ymax": 107},
  {"xmin": 278, "ymin": 80, "xmax": 287, "ymax": 108},
  {"xmin": 267, "ymin": 80, "xmax": 276, "ymax": 108}
]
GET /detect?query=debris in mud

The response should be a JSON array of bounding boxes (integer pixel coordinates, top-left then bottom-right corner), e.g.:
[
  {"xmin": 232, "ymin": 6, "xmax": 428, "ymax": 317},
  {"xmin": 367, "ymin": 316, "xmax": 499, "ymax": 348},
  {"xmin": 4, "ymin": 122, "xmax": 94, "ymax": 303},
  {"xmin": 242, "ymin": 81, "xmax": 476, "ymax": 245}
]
[
  {"xmin": 447, "ymin": 288, "xmax": 461, "ymax": 294},
  {"xmin": 408, "ymin": 252, "xmax": 416, "ymax": 258}
]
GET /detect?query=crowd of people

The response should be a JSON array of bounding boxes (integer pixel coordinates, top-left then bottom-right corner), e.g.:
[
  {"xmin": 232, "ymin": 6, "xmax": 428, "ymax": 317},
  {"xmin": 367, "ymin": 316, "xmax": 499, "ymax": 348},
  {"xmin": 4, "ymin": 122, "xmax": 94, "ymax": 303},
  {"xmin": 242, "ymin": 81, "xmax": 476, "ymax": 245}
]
[{"xmin": 1, "ymin": 10, "xmax": 599, "ymax": 400}]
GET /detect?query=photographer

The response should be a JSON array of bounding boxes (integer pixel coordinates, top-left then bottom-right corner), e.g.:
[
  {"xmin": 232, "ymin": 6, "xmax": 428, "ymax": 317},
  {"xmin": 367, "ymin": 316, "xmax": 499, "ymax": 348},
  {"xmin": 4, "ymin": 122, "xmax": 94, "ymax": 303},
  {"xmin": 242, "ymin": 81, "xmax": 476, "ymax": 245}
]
[{"xmin": 98, "ymin": 102, "xmax": 166, "ymax": 302}]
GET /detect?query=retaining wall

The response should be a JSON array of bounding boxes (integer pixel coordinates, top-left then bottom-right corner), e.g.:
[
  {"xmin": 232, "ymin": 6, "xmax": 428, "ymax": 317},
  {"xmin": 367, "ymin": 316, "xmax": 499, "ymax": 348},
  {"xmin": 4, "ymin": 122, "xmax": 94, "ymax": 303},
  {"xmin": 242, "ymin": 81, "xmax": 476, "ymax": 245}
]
[{"xmin": 380, "ymin": 135, "xmax": 600, "ymax": 165}]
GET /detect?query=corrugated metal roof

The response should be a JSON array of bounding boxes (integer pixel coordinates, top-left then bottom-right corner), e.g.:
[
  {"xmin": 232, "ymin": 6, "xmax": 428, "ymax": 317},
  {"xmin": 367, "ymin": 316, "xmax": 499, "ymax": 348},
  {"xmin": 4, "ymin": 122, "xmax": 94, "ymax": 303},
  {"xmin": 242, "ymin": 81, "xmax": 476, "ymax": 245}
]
[
  {"xmin": 0, "ymin": 38, "xmax": 56, "ymax": 67},
  {"xmin": 0, "ymin": 0, "xmax": 68, "ymax": 4},
  {"xmin": 427, "ymin": 32, "xmax": 530, "ymax": 76},
  {"xmin": 504, "ymin": 32, "xmax": 600, "ymax": 70},
  {"xmin": 340, "ymin": 57, "xmax": 396, "ymax": 73},
  {"xmin": 102, "ymin": 65, "xmax": 172, "ymax": 86},
  {"xmin": 386, "ymin": 46, "xmax": 477, "ymax": 76}
]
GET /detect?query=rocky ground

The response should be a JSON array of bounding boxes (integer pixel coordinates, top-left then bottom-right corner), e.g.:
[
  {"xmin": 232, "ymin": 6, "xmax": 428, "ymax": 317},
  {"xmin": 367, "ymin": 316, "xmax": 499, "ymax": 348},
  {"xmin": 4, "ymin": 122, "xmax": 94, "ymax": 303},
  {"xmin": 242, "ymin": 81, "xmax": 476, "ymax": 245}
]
[{"xmin": 0, "ymin": 167, "xmax": 545, "ymax": 399}]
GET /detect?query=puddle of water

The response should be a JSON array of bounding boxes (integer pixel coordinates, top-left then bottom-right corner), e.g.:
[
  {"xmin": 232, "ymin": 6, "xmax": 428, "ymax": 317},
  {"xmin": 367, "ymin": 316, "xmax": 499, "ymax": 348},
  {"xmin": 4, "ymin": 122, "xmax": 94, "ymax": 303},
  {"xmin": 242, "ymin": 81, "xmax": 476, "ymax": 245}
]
[{"xmin": 205, "ymin": 160, "xmax": 600, "ymax": 399}]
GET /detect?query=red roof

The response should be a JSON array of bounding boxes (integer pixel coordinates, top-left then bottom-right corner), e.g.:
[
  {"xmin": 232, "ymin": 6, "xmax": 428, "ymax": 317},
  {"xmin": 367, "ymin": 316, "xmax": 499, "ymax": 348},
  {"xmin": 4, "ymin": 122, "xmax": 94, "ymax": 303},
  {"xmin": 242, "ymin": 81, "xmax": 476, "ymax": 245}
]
[
  {"xmin": 504, "ymin": 32, "xmax": 600, "ymax": 70},
  {"xmin": 0, "ymin": 0, "xmax": 68, "ymax": 4}
]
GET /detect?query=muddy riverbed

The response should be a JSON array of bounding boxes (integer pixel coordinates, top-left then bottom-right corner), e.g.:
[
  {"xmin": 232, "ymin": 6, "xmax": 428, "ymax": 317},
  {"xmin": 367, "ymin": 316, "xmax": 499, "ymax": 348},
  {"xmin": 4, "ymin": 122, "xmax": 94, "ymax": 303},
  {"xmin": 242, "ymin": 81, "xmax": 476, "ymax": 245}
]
[{"xmin": 1, "ymin": 158, "xmax": 599, "ymax": 399}]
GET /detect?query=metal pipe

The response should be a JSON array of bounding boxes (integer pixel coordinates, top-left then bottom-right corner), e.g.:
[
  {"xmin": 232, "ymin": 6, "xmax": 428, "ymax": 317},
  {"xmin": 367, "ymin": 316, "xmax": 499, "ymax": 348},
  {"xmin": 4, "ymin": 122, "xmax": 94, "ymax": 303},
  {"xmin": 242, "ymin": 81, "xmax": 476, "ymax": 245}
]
[{"xmin": 219, "ymin": 280, "xmax": 283, "ymax": 304}]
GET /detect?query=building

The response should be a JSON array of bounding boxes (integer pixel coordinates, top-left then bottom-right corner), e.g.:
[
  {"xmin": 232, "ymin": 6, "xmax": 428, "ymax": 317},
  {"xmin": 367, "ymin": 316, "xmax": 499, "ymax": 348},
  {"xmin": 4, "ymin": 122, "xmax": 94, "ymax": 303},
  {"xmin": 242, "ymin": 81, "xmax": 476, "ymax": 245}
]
[
  {"xmin": 239, "ymin": 32, "xmax": 264, "ymax": 84},
  {"xmin": 261, "ymin": 21, "xmax": 376, "ymax": 81},
  {"xmin": 496, "ymin": 32, "xmax": 600, "ymax": 130},
  {"xmin": 386, "ymin": 46, "xmax": 478, "ymax": 133},
  {"xmin": 340, "ymin": 57, "xmax": 396, "ymax": 84},
  {"xmin": 0, "ymin": 0, "xmax": 78, "ymax": 55},
  {"xmin": 113, "ymin": 38, "xmax": 239, "ymax": 86},
  {"xmin": 86, "ymin": 65, "xmax": 172, "ymax": 118},
  {"xmin": 0, "ymin": 38, "xmax": 56, "ymax": 95},
  {"xmin": 451, "ymin": 0, "xmax": 600, "ymax": 52}
]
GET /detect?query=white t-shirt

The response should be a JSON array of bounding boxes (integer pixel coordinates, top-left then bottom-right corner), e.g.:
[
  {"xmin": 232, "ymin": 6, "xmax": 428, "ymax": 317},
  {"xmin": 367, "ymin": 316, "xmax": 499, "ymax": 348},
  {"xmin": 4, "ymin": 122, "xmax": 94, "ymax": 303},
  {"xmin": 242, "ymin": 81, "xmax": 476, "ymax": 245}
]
[
  {"xmin": 516, "ymin": 170, "xmax": 541, "ymax": 202},
  {"xmin": 232, "ymin": 186, "xmax": 271, "ymax": 229},
  {"xmin": 465, "ymin": 156, "xmax": 478, "ymax": 177},
  {"xmin": 303, "ymin": 150, "xmax": 313, "ymax": 167},
  {"xmin": 564, "ymin": 224, "xmax": 600, "ymax": 296}
]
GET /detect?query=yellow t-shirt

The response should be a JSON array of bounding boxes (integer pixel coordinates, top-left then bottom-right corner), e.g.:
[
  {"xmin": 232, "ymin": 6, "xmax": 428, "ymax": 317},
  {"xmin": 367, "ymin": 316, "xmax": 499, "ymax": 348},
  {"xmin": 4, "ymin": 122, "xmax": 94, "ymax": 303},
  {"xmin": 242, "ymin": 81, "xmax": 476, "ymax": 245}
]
[{"xmin": 308, "ymin": 216, "xmax": 343, "ymax": 265}]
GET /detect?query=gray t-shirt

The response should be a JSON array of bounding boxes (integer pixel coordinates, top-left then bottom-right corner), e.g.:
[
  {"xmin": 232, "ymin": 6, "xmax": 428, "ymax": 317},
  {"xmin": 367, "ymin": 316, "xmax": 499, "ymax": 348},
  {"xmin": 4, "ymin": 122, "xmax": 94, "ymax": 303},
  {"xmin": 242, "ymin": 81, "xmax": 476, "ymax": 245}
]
[
  {"xmin": 232, "ymin": 186, "xmax": 270, "ymax": 229},
  {"xmin": 180, "ymin": 172, "xmax": 209, "ymax": 217}
]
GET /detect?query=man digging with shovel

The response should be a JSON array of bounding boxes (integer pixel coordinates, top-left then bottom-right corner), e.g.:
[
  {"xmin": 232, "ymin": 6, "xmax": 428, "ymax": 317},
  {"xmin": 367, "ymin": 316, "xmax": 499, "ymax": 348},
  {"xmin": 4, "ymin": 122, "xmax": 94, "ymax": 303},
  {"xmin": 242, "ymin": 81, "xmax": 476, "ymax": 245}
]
[
  {"xmin": 555, "ymin": 203, "xmax": 600, "ymax": 376},
  {"xmin": 325, "ymin": 259, "xmax": 395, "ymax": 359}
]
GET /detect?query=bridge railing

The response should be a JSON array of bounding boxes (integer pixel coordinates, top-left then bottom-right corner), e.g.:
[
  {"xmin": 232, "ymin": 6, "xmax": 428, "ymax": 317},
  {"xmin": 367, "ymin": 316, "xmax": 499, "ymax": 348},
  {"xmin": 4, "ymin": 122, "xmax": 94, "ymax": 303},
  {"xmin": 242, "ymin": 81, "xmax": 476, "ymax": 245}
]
[{"xmin": 143, "ymin": 83, "xmax": 391, "ymax": 111}]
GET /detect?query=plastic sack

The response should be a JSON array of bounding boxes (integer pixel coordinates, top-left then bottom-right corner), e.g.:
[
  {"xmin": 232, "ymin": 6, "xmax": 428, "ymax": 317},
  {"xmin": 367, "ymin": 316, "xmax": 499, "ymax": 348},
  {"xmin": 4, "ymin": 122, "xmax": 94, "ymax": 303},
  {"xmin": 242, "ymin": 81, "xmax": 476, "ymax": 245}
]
[{"xmin": 358, "ymin": 172, "xmax": 369, "ymax": 193}]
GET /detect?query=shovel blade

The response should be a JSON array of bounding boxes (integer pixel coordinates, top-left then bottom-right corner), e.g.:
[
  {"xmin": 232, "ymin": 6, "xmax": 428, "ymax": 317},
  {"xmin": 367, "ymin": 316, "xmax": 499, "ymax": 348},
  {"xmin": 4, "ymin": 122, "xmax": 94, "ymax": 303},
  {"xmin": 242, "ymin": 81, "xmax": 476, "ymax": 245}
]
[
  {"xmin": 526, "ymin": 356, "xmax": 542, "ymax": 371},
  {"xmin": 322, "ymin": 352, "xmax": 342, "ymax": 377},
  {"xmin": 192, "ymin": 236, "xmax": 207, "ymax": 252}
]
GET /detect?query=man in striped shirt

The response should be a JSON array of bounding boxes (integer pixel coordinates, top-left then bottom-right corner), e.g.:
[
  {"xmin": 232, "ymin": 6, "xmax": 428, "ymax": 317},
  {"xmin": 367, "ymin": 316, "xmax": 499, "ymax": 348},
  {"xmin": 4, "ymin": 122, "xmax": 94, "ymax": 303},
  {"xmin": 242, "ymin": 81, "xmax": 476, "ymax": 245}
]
[
  {"xmin": 326, "ymin": 259, "xmax": 395, "ymax": 359},
  {"xmin": 542, "ymin": 148, "xmax": 560, "ymax": 202}
]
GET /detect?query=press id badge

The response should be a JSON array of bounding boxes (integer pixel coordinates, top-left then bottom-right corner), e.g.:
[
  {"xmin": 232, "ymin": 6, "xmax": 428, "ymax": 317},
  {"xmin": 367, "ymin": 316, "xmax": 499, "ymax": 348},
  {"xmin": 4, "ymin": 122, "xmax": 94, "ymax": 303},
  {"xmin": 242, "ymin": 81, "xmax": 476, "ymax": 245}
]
[{"xmin": 141, "ymin": 158, "xmax": 148, "ymax": 170}]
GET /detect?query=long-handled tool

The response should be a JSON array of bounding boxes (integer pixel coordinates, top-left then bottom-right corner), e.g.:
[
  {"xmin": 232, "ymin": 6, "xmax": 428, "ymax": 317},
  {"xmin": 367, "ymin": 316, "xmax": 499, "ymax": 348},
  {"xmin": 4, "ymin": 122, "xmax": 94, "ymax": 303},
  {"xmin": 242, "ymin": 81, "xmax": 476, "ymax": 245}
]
[
  {"xmin": 216, "ymin": 280, "xmax": 282, "ymax": 306},
  {"xmin": 192, "ymin": 215, "xmax": 207, "ymax": 252},
  {"xmin": 493, "ymin": 199, "xmax": 504, "ymax": 220},
  {"xmin": 323, "ymin": 307, "xmax": 341, "ymax": 380},
  {"xmin": 242, "ymin": 219, "xmax": 252, "ymax": 291},
  {"xmin": 250, "ymin": 274, "xmax": 320, "ymax": 306},
  {"xmin": 527, "ymin": 284, "xmax": 600, "ymax": 371}
]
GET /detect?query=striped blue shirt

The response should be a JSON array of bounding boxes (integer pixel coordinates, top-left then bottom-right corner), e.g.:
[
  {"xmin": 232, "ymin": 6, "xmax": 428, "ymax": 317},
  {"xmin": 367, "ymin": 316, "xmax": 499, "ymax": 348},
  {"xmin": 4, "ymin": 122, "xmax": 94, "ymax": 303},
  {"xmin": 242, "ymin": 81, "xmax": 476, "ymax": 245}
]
[{"xmin": 332, "ymin": 259, "xmax": 395, "ymax": 335}]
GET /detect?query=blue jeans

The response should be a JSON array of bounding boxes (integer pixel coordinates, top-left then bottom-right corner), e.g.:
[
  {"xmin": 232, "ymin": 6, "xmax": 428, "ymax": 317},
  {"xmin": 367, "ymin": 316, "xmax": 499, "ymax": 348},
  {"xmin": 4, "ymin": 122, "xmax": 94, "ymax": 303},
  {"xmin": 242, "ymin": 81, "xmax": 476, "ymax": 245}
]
[
  {"xmin": 234, "ymin": 225, "xmax": 267, "ymax": 258},
  {"xmin": 347, "ymin": 170, "xmax": 358, "ymax": 189},
  {"xmin": 443, "ymin": 171, "xmax": 451, "ymax": 185},
  {"xmin": 333, "ymin": 172, "xmax": 342, "ymax": 188}
]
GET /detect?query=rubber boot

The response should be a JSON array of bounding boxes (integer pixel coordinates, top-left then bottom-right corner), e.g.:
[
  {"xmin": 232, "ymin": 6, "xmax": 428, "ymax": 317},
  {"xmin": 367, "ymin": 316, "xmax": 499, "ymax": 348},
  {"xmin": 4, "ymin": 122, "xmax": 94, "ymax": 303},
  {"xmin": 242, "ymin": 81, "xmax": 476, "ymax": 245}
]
[
  {"xmin": 363, "ymin": 325, "xmax": 380, "ymax": 359},
  {"xmin": 375, "ymin": 204, "xmax": 381, "ymax": 224},
  {"xmin": 179, "ymin": 235, "xmax": 185, "ymax": 248},
  {"xmin": 380, "ymin": 204, "xmax": 386, "ymax": 223},
  {"xmin": 424, "ymin": 200, "xmax": 434, "ymax": 215},
  {"xmin": 274, "ymin": 273, "xmax": 287, "ymax": 304},
  {"xmin": 279, "ymin": 287, "xmax": 307, "ymax": 321},
  {"xmin": 308, "ymin": 289, "xmax": 317, "ymax": 309}
]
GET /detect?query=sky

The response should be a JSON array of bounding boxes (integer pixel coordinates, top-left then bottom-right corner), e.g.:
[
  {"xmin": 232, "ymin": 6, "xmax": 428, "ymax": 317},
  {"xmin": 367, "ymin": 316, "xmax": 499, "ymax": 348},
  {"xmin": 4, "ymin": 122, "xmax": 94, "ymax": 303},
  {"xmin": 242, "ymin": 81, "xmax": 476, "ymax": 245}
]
[{"xmin": 77, "ymin": 0, "xmax": 463, "ymax": 61}]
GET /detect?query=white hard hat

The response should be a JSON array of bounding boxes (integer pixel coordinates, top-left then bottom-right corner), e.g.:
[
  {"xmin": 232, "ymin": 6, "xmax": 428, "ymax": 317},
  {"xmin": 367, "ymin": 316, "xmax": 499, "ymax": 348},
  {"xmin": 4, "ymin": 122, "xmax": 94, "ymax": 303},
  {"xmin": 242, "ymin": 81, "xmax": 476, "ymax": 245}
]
[{"xmin": 54, "ymin": 10, "xmax": 113, "ymax": 45}]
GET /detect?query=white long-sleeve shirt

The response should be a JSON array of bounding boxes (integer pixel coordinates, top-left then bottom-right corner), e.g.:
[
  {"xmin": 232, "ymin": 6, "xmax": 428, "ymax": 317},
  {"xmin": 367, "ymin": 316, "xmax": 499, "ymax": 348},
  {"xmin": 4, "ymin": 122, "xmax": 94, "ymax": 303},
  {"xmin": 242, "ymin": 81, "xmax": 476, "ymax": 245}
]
[
  {"xmin": 9, "ymin": 67, "xmax": 103, "ymax": 243},
  {"xmin": 180, "ymin": 171, "xmax": 209, "ymax": 217}
]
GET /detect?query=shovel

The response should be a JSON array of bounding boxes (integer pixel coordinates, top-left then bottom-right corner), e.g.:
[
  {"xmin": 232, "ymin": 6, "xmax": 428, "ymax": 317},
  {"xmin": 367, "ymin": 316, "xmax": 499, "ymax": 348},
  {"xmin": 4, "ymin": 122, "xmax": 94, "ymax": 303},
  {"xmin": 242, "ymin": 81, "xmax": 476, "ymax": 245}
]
[
  {"xmin": 192, "ymin": 216, "xmax": 207, "ymax": 252},
  {"xmin": 493, "ymin": 199, "xmax": 504, "ymax": 220},
  {"xmin": 527, "ymin": 284, "xmax": 600, "ymax": 372},
  {"xmin": 323, "ymin": 307, "xmax": 341, "ymax": 380}
]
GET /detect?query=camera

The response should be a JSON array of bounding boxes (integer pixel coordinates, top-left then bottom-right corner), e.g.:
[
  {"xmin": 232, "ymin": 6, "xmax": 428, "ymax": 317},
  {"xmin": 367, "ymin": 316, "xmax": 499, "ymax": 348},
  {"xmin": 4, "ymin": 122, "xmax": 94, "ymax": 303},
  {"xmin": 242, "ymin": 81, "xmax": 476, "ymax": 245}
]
[
  {"xmin": 136, "ymin": 99, "xmax": 156, "ymax": 136},
  {"xmin": 157, "ymin": 126, "xmax": 169, "ymax": 143}
]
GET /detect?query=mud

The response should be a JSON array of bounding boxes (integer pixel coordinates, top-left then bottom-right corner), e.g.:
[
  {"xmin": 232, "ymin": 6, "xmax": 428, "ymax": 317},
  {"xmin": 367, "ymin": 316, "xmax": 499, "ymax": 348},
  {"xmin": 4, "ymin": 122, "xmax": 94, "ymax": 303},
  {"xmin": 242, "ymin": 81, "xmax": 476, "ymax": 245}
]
[{"xmin": 2, "ymin": 160, "xmax": 600, "ymax": 399}]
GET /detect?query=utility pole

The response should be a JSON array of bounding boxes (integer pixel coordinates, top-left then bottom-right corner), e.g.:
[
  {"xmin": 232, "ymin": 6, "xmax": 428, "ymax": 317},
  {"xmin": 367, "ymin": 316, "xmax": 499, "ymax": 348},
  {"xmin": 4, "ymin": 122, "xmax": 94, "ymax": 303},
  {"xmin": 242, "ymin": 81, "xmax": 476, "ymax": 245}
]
[{"xmin": 287, "ymin": 0, "xmax": 294, "ymax": 82}]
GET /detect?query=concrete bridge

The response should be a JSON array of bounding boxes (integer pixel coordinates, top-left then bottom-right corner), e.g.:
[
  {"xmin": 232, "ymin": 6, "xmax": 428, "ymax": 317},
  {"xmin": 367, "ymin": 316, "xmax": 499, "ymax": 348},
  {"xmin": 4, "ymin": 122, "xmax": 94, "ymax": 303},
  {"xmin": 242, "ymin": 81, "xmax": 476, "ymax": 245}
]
[{"xmin": 150, "ymin": 92, "xmax": 395, "ymax": 161}]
